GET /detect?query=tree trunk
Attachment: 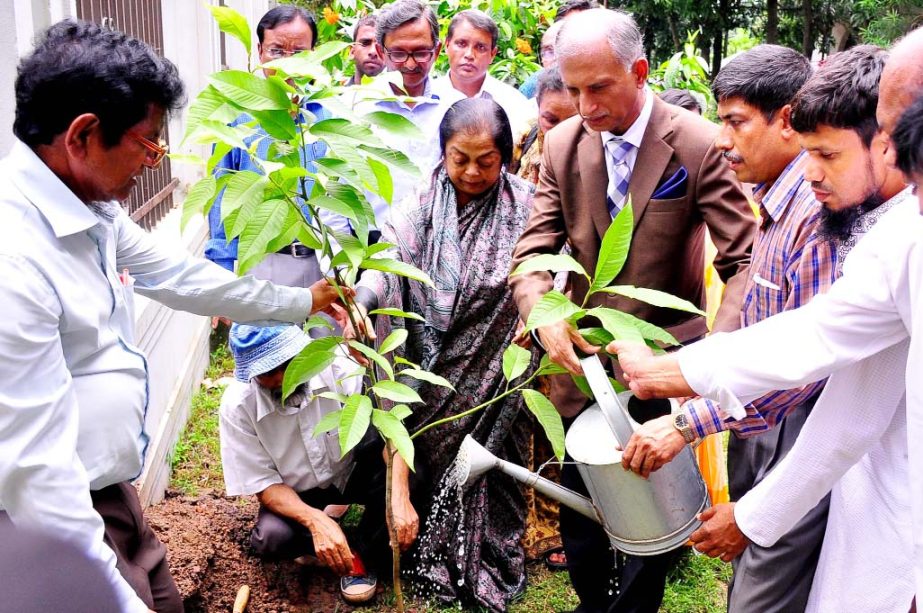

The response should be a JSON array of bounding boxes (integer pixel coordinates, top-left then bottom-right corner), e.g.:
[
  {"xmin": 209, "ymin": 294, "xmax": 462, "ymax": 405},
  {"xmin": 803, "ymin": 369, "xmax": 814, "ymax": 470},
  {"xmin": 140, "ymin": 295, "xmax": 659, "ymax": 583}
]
[
  {"xmin": 766, "ymin": 0, "xmax": 779, "ymax": 44},
  {"xmin": 802, "ymin": 0, "xmax": 814, "ymax": 59},
  {"xmin": 711, "ymin": 0, "xmax": 728, "ymax": 76}
]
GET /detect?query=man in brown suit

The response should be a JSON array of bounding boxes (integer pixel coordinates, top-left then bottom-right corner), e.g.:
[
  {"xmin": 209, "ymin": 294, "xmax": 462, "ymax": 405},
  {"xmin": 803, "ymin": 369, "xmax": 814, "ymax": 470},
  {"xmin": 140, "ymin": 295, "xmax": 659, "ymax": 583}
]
[{"xmin": 509, "ymin": 9, "xmax": 755, "ymax": 613}]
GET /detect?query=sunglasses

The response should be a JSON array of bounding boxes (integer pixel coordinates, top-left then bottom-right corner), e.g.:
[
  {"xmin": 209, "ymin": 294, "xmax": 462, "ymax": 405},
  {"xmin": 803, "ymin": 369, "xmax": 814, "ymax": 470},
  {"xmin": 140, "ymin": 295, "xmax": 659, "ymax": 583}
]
[{"xmin": 125, "ymin": 130, "xmax": 168, "ymax": 169}]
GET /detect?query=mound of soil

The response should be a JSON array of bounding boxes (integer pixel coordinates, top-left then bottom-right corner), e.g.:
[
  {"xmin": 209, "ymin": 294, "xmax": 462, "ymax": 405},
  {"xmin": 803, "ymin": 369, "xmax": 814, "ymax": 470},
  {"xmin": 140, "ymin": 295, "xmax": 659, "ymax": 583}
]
[{"xmin": 146, "ymin": 489, "xmax": 355, "ymax": 613}]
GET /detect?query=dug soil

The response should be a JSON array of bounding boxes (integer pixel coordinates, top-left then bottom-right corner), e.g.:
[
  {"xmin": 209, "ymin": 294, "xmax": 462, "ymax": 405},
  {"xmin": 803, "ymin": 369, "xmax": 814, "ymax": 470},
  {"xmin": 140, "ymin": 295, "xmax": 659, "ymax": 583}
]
[{"xmin": 146, "ymin": 488, "xmax": 363, "ymax": 613}]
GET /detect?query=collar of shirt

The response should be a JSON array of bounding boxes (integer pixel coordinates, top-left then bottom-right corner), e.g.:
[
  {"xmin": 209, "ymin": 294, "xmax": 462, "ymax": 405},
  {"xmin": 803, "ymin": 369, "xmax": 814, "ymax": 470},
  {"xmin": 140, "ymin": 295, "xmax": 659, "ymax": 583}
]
[
  {"xmin": 432, "ymin": 72, "xmax": 496, "ymax": 102},
  {"xmin": 754, "ymin": 150, "xmax": 810, "ymax": 225},
  {"xmin": 7, "ymin": 139, "xmax": 99, "ymax": 238},
  {"xmin": 601, "ymin": 88, "xmax": 653, "ymax": 152},
  {"xmin": 374, "ymin": 70, "xmax": 442, "ymax": 110}
]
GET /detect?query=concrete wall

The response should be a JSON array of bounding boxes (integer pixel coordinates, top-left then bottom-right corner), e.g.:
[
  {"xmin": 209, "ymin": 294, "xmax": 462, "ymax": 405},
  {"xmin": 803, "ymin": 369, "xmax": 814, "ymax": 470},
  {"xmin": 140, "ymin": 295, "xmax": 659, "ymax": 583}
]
[{"xmin": 1, "ymin": 0, "xmax": 274, "ymax": 506}]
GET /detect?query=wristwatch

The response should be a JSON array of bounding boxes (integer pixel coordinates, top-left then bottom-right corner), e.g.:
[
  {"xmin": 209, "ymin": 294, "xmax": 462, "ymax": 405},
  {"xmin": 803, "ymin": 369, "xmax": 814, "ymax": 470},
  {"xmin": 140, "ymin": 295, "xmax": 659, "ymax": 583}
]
[{"xmin": 672, "ymin": 412, "xmax": 696, "ymax": 444}]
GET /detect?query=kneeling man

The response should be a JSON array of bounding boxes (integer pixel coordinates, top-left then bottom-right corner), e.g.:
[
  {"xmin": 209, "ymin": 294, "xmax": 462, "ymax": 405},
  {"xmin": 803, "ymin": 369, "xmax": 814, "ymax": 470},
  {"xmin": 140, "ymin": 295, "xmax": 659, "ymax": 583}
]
[{"xmin": 219, "ymin": 324, "xmax": 419, "ymax": 604}]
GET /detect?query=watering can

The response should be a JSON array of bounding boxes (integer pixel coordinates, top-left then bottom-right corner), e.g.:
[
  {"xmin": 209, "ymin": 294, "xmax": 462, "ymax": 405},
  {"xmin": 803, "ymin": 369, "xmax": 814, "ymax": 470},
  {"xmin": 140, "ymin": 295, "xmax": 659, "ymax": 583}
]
[{"xmin": 457, "ymin": 355, "xmax": 709, "ymax": 556}]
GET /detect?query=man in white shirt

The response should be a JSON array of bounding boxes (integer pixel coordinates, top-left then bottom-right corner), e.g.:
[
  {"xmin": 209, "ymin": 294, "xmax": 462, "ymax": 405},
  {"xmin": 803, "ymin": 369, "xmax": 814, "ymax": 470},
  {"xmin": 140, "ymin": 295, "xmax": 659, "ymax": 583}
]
[
  {"xmin": 432, "ymin": 10, "xmax": 534, "ymax": 139},
  {"xmin": 609, "ymin": 41, "xmax": 923, "ymax": 611},
  {"xmin": 219, "ymin": 325, "xmax": 418, "ymax": 605},
  {"xmin": 343, "ymin": 0, "xmax": 449, "ymax": 232},
  {"xmin": 0, "ymin": 21, "xmax": 342, "ymax": 613}
]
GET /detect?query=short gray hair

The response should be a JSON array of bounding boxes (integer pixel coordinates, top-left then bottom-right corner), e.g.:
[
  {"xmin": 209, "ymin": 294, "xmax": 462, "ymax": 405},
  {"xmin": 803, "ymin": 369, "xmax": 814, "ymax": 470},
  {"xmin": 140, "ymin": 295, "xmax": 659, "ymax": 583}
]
[
  {"xmin": 557, "ymin": 9, "xmax": 644, "ymax": 71},
  {"xmin": 375, "ymin": 0, "xmax": 439, "ymax": 48}
]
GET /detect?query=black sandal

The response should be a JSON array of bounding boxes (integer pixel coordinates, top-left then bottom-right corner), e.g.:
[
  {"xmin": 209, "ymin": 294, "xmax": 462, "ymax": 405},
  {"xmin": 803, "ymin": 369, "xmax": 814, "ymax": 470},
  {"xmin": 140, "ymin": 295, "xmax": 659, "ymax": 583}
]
[{"xmin": 544, "ymin": 546, "xmax": 567, "ymax": 571}]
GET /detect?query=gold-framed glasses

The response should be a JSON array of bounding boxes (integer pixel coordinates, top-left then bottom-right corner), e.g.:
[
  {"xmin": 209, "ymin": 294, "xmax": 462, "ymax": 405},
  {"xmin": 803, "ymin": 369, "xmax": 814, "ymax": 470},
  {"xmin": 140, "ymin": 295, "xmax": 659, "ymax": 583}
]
[{"xmin": 126, "ymin": 130, "xmax": 168, "ymax": 169}]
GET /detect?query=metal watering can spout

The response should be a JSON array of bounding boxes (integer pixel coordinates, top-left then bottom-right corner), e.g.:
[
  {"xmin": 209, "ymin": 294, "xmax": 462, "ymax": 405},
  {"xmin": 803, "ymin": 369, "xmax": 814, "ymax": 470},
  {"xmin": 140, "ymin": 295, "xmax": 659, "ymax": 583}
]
[{"xmin": 456, "ymin": 435, "xmax": 601, "ymax": 524}]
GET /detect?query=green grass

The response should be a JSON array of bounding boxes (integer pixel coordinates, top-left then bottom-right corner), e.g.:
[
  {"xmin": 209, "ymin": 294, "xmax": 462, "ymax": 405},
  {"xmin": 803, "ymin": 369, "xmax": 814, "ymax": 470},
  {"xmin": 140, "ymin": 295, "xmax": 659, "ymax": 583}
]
[
  {"xmin": 170, "ymin": 344, "xmax": 234, "ymax": 496},
  {"xmin": 170, "ymin": 341, "xmax": 729, "ymax": 610}
]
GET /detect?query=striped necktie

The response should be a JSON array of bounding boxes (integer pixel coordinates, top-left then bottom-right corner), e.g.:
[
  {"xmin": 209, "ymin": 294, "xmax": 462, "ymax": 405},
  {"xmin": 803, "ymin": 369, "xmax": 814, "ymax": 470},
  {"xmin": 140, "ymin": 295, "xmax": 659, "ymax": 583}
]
[{"xmin": 606, "ymin": 137, "xmax": 634, "ymax": 217}]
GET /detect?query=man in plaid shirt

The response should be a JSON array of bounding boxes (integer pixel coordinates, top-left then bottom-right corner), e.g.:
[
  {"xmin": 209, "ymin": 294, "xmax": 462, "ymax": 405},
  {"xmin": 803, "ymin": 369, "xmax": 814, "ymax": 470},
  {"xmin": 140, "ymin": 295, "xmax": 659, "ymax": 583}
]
[{"xmin": 622, "ymin": 45, "xmax": 837, "ymax": 612}]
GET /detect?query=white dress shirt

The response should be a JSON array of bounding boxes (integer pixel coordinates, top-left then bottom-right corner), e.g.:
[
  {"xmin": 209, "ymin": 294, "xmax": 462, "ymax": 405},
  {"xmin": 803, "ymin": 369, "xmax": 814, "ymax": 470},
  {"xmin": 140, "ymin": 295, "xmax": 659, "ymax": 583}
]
[
  {"xmin": 676, "ymin": 196, "xmax": 923, "ymax": 603},
  {"xmin": 431, "ymin": 73, "xmax": 535, "ymax": 140},
  {"xmin": 343, "ymin": 71, "xmax": 450, "ymax": 229},
  {"xmin": 220, "ymin": 351, "xmax": 362, "ymax": 497},
  {"xmin": 601, "ymin": 88, "xmax": 654, "ymax": 188},
  {"xmin": 0, "ymin": 140, "xmax": 316, "ymax": 613}
]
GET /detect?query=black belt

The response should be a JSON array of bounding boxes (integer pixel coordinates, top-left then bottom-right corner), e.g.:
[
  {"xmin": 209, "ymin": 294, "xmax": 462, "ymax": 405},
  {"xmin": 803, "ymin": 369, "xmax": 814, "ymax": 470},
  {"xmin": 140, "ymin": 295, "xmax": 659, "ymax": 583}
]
[{"xmin": 276, "ymin": 243, "xmax": 314, "ymax": 258}]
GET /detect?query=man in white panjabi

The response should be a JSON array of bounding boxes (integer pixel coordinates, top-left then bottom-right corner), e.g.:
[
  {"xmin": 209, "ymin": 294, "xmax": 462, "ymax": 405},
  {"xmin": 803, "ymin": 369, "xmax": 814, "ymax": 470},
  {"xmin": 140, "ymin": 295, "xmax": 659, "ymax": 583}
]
[{"xmin": 610, "ymin": 36, "xmax": 923, "ymax": 611}]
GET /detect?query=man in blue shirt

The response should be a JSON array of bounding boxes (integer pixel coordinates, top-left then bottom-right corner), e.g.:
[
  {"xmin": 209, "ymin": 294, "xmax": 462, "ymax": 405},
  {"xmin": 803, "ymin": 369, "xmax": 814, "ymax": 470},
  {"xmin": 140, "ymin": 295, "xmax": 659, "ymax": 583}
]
[{"xmin": 206, "ymin": 6, "xmax": 331, "ymax": 288}]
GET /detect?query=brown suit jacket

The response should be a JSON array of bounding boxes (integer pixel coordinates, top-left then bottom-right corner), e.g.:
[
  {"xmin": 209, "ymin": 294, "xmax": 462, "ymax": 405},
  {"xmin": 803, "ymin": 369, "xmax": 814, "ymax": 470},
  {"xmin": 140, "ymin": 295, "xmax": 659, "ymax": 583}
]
[{"xmin": 510, "ymin": 96, "xmax": 756, "ymax": 416}]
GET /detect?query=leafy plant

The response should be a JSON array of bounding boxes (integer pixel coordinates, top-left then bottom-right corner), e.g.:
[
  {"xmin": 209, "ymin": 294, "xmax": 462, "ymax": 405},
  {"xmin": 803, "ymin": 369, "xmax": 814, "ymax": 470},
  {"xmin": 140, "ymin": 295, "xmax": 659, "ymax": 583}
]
[
  {"xmin": 649, "ymin": 29, "xmax": 715, "ymax": 117},
  {"xmin": 181, "ymin": 8, "xmax": 566, "ymax": 611},
  {"xmin": 510, "ymin": 201, "xmax": 706, "ymax": 359}
]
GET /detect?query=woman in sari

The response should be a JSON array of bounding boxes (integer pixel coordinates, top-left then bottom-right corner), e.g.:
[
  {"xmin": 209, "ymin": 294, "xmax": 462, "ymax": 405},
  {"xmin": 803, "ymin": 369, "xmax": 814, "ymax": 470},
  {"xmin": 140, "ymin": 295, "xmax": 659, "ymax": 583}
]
[{"xmin": 352, "ymin": 98, "xmax": 536, "ymax": 612}]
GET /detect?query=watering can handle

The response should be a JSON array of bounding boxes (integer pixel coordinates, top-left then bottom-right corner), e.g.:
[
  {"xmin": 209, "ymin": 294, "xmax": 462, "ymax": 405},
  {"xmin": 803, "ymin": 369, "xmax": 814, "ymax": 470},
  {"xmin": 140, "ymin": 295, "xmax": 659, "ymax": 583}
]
[{"xmin": 579, "ymin": 355, "xmax": 636, "ymax": 449}]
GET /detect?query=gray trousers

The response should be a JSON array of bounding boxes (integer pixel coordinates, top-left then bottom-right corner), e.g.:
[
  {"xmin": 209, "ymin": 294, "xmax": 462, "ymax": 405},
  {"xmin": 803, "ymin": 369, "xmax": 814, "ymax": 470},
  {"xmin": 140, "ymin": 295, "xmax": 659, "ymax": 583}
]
[
  {"xmin": 250, "ymin": 251, "xmax": 323, "ymax": 288},
  {"xmin": 726, "ymin": 394, "xmax": 830, "ymax": 613}
]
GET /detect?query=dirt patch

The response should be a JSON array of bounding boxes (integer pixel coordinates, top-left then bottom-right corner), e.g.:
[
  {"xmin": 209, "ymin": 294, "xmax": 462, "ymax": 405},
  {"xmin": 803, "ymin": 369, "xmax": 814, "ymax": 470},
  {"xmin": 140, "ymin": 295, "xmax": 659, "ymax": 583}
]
[{"xmin": 146, "ymin": 489, "xmax": 356, "ymax": 613}]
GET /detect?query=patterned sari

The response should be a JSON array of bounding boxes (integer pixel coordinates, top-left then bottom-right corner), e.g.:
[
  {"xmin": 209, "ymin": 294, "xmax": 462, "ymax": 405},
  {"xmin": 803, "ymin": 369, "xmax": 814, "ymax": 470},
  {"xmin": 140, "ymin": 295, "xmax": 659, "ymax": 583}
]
[{"xmin": 359, "ymin": 165, "xmax": 536, "ymax": 611}]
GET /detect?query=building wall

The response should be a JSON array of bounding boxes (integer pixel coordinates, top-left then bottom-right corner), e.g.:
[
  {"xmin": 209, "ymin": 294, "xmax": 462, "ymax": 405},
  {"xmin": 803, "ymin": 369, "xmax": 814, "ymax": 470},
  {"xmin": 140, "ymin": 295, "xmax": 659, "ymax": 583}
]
[{"xmin": 0, "ymin": 0, "xmax": 275, "ymax": 506}]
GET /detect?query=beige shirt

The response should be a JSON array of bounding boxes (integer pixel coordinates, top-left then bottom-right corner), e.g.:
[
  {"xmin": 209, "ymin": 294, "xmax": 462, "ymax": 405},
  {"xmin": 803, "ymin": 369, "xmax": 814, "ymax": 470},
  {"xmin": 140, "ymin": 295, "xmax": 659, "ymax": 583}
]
[{"xmin": 219, "ymin": 353, "xmax": 362, "ymax": 496}]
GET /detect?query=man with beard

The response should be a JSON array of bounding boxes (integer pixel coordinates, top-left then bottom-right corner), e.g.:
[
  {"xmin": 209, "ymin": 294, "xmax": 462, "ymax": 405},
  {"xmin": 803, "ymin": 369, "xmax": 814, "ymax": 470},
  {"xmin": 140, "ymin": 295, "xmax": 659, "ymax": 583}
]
[
  {"xmin": 347, "ymin": 15, "xmax": 384, "ymax": 86},
  {"xmin": 612, "ymin": 41, "xmax": 920, "ymax": 613},
  {"xmin": 619, "ymin": 44, "xmax": 834, "ymax": 613}
]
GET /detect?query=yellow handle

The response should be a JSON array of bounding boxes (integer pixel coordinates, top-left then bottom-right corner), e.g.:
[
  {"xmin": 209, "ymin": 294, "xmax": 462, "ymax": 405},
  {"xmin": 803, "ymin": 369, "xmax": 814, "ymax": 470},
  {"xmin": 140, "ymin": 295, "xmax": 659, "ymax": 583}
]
[{"xmin": 232, "ymin": 585, "xmax": 250, "ymax": 613}]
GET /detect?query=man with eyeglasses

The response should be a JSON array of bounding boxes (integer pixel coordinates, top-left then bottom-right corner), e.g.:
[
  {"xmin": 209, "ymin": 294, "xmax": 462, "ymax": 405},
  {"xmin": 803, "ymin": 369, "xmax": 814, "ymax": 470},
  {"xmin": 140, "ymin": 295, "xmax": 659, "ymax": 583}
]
[
  {"xmin": 0, "ymin": 20, "xmax": 345, "ymax": 613},
  {"xmin": 347, "ymin": 0, "xmax": 449, "ymax": 229},
  {"xmin": 206, "ymin": 6, "xmax": 334, "ymax": 305},
  {"xmin": 432, "ymin": 10, "xmax": 533, "ymax": 139},
  {"xmin": 347, "ymin": 14, "xmax": 384, "ymax": 86}
]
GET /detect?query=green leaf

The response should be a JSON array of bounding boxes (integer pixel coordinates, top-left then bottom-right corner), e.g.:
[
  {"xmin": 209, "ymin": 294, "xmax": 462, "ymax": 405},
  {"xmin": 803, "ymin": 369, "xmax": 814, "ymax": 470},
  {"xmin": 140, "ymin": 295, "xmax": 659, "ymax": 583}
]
[
  {"xmin": 228, "ymin": 181, "xmax": 272, "ymax": 239},
  {"xmin": 309, "ymin": 194, "xmax": 361, "ymax": 223},
  {"xmin": 372, "ymin": 380, "xmax": 423, "ymax": 404},
  {"xmin": 282, "ymin": 347, "xmax": 336, "ymax": 400},
  {"xmin": 524, "ymin": 290, "xmax": 585, "ymax": 333},
  {"xmin": 390, "ymin": 404, "xmax": 413, "ymax": 420},
  {"xmin": 521, "ymin": 389, "xmax": 566, "ymax": 462},
  {"xmin": 370, "ymin": 307, "xmax": 425, "ymax": 322},
  {"xmin": 207, "ymin": 5, "xmax": 251, "ymax": 55},
  {"xmin": 372, "ymin": 409, "xmax": 415, "ymax": 470},
  {"xmin": 182, "ymin": 86, "xmax": 241, "ymax": 145},
  {"xmin": 394, "ymin": 356, "xmax": 421, "ymax": 369},
  {"xmin": 502, "ymin": 343, "xmax": 532, "ymax": 382},
  {"xmin": 589, "ymin": 201, "xmax": 634, "ymax": 295},
  {"xmin": 194, "ymin": 120, "xmax": 249, "ymax": 152},
  {"xmin": 378, "ymin": 329, "xmax": 409, "ymax": 355},
  {"xmin": 249, "ymin": 109, "xmax": 297, "ymax": 140},
  {"xmin": 310, "ymin": 118, "xmax": 384, "ymax": 148},
  {"xmin": 210, "ymin": 70, "xmax": 291, "ymax": 111},
  {"xmin": 304, "ymin": 314, "xmax": 335, "ymax": 334},
  {"xmin": 573, "ymin": 375, "xmax": 593, "ymax": 399},
  {"xmin": 364, "ymin": 111, "xmax": 424, "ymax": 140},
  {"xmin": 510, "ymin": 254, "xmax": 589, "ymax": 280},
  {"xmin": 237, "ymin": 198, "xmax": 289, "ymax": 275},
  {"xmin": 594, "ymin": 285, "xmax": 705, "ymax": 316},
  {"xmin": 366, "ymin": 157, "xmax": 394, "ymax": 205},
  {"xmin": 579, "ymin": 326, "xmax": 615, "ymax": 347},
  {"xmin": 358, "ymin": 144, "xmax": 420, "ymax": 177},
  {"xmin": 180, "ymin": 175, "xmax": 217, "ymax": 231},
  {"xmin": 314, "ymin": 157, "xmax": 365, "ymax": 192},
  {"xmin": 312, "ymin": 409, "xmax": 343, "ymax": 437},
  {"xmin": 221, "ymin": 171, "xmax": 268, "ymax": 223},
  {"xmin": 359, "ymin": 257, "xmax": 434, "ymax": 286},
  {"xmin": 537, "ymin": 354, "xmax": 569, "ymax": 376},
  {"xmin": 265, "ymin": 205, "xmax": 306, "ymax": 254},
  {"xmin": 347, "ymin": 341, "xmax": 394, "ymax": 379},
  {"xmin": 586, "ymin": 307, "xmax": 678, "ymax": 346},
  {"xmin": 398, "ymin": 368, "xmax": 455, "ymax": 391},
  {"xmin": 332, "ymin": 231, "xmax": 365, "ymax": 269},
  {"xmin": 339, "ymin": 395, "xmax": 373, "ymax": 456}
]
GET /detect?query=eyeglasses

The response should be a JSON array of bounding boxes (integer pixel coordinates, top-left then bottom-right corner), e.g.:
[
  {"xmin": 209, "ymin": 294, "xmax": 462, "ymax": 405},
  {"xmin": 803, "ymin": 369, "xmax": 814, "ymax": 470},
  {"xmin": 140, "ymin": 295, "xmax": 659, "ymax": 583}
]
[
  {"xmin": 384, "ymin": 47, "xmax": 436, "ymax": 63},
  {"xmin": 125, "ymin": 130, "xmax": 168, "ymax": 169},
  {"xmin": 540, "ymin": 46, "xmax": 556, "ymax": 61},
  {"xmin": 265, "ymin": 47, "xmax": 310, "ymax": 58}
]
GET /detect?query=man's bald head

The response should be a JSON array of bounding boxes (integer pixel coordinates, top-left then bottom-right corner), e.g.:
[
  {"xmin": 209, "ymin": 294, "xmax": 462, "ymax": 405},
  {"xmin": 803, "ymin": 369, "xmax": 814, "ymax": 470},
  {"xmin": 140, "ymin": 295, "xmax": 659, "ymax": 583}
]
[
  {"xmin": 879, "ymin": 26, "xmax": 923, "ymax": 137},
  {"xmin": 556, "ymin": 8, "xmax": 644, "ymax": 71}
]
